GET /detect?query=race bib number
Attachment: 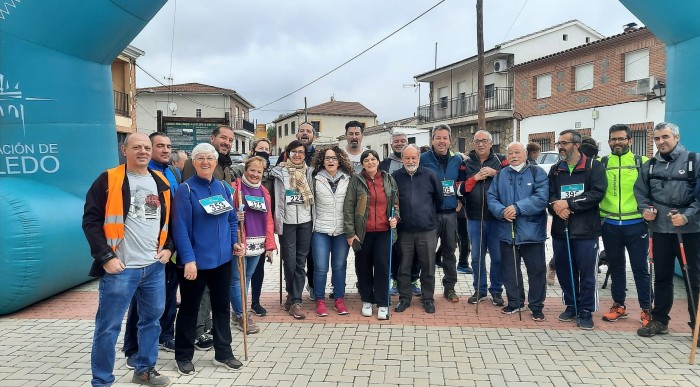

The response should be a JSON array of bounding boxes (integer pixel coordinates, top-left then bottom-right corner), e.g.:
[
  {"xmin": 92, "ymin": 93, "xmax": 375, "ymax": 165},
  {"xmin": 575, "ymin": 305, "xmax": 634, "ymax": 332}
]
[
  {"xmin": 285, "ymin": 189, "xmax": 304, "ymax": 205},
  {"xmin": 199, "ymin": 195, "xmax": 233, "ymax": 215},
  {"xmin": 560, "ymin": 183, "xmax": 584, "ymax": 199},
  {"xmin": 245, "ymin": 195, "xmax": 267, "ymax": 212},
  {"xmin": 442, "ymin": 180, "xmax": 455, "ymax": 196}
]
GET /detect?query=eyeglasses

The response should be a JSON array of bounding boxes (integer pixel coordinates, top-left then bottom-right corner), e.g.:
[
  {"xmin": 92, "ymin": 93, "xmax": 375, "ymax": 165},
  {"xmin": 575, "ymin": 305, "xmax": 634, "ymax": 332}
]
[
  {"xmin": 472, "ymin": 139, "xmax": 491, "ymax": 145},
  {"xmin": 324, "ymin": 156, "xmax": 338, "ymax": 161},
  {"xmin": 194, "ymin": 156, "xmax": 216, "ymax": 162},
  {"xmin": 554, "ymin": 141, "xmax": 578, "ymax": 147},
  {"xmin": 608, "ymin": 137, "xmax": 630, "ymax": 143},
  {"xmin": 289, "ymin": 150, "xmax": 305, "ymax": 155}
]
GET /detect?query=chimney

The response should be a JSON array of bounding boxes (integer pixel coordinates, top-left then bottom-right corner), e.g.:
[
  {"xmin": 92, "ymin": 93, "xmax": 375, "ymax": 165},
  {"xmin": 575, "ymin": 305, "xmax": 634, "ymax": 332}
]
[
  {"xmin": 330, "ymin": 95, "xmax": 335, "ymax": 101},
  {"xmin": 623, "ymin": 22, "xmax": 638, "ymax": 33}
]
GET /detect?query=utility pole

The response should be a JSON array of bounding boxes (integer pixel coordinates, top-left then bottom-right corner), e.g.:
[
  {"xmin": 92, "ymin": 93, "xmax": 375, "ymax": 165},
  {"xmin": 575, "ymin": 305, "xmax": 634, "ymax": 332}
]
[{"xmin": 476, "ymin": 0, "xmax": 485, "ymax": 131}]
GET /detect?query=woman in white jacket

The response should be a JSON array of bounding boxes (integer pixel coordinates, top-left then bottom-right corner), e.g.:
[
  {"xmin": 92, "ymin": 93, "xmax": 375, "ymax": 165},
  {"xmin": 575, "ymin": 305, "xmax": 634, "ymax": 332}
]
[{"xmin": 310, "ymin": 146, "xmax": 354, "ymax": 317}]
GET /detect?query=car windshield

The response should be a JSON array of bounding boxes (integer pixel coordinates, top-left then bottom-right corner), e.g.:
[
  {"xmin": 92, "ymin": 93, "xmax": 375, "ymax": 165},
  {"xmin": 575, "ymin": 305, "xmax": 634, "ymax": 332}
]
[{"xmin": 539, "ymin": 152, "xmax": 559, "ymax": 164}]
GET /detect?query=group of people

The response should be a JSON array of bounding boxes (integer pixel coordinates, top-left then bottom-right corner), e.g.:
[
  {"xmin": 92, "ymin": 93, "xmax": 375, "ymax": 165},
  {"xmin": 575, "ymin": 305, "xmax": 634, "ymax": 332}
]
[{"xmin": 82, "ymin": 119, "xmax": 700, "ymax": 386}]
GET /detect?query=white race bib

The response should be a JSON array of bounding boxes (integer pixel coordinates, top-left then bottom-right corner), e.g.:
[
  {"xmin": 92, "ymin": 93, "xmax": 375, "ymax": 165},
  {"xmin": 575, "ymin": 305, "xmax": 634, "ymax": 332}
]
[
  {"xmin": 245, "ymin": 195, "xmax": 267, "ymax": 212},
  {"xmin": 199, "ymin": 195, "xmax": 233, "ymax": 215},
  {"xmin": 442, "ymin": 180, "xmax": 455, "ymax": 196},
  {"xmin": 285, "ymin": 189, "xmax": 304, "ymax": 205},
  {"xmin": 560, "ymin": 183, "xmax": 584, "ymax": 199}
]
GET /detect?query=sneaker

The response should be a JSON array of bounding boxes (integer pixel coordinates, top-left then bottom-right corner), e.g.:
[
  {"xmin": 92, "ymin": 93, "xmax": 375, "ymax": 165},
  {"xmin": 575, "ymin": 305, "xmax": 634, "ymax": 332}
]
[
  {"xmin": 251, "ymin": 302, "xmax": 267, "ymax": 317},
  {"xmin": 159, "ymin": 339, "xmax": 175, "ymax": 352},
  {"xmin": 316, "ymin": 300, "xmax": 328, "ymax": 317},
  {"xmin": 411, "ymin": 280, "xmax": 422, "ymax": 296},
  {"xmin": 289, "ymin": 303, "xmax": 306, "ymax": 319},
  {"xmin": 213, "ymin": 357, "xmax": 243, "ymax": 371},
  {"xmin": 423, "ymin": 301, "xmax": 436, "ymax": 314},
  {"xmin": 390, "ymin": 280, "xmax": 399, "ymax": 296},
  {"xmin": 444, "ymin": 289, "xmax": 459, "ymax": 303},
  {"xmin": 468, "ymin": 292, "xmax": 488, "ymax": 304},
  {"xmin": 558, "ymin": 306, "xmax": 577, "ymax": 322},
  {"xmin": 501, "ymin": 305, "xmax": 524, "ymax": 315},
  {"xmin": 578, "ymin": 310, "xmax": 594, "ymax": 330},
  {"xmin": 377, "ymin": 306, "xmax": 389, "ymax": 320},
  {"xmin": 602, "ymin": 303, "xmax": 628, "ymax": 322},
  {"xmin": 176, "ymin": 360, "xmax": 196, "ymax": 376},
  {"xmin": 306, "ymin": 284, "xmax": 315, "ymax": 301},
  {"xmin": 641, "ymin": 309, "xmax": 651, "ymax": 327},
  {"xmin": 457, "ymin": 265, "xmax": 473, "ymax": 274},
  {"xmin": 284, "ymin": 295, "xmax": 292, "ymax": 312},
  {"xmin": 132, "ymin": 368, "xmax": 171, "ymax": 386},
  {"xmin": 235, "ymin": 315, "xmax": 260, "ymax": 334},
  {"xmin": 637, "ymin": 319, "xmax": 669, "ymax": 337},
  {"xmin": 491, "ymin": 294, "xmax": 505, "ymax": 307},
  {"xmin": 531, "ymin": 310, "xmax": 546, "ymax": 322},
  {"xmin": 361, "ymin": 302, "xmax": 373, "ymax": 317},
  {"xmin": 125, "ymin": 354, "xmax": 136, "ymax": 370},
  {"xmin": 334, "ymin": 298, "xmax": 349, "ymax": 315},
  {"xmin": 194, "ymin": 334, "xmax": 213, "ymax": 351},
  {"xmin": 546, "ymin": 265, "xmax": 556, "ymax": 286}
]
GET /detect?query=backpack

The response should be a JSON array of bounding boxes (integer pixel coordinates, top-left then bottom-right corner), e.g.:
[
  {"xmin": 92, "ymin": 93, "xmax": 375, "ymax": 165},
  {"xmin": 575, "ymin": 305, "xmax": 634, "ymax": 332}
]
[
  {"xmin": 600, "ymin": 154, "xmax": 643, "ymax": 170},
  {"xmin": 647, "ymin": 152, "xmax": 696, "ymax": 208}
]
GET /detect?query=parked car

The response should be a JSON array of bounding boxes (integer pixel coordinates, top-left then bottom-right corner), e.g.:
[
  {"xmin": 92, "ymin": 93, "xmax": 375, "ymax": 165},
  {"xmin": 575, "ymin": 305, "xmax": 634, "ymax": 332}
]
[
  {"xmin": 536, "ymin": 151, "xmax": 560, "ymax": 172},
  {"xmin": 230, "ymin": 153, "xmax": 244, "ymax": 165},
  {"xmin": 268, "ymin": 155, "xmax": 279, "ymax": 167}
]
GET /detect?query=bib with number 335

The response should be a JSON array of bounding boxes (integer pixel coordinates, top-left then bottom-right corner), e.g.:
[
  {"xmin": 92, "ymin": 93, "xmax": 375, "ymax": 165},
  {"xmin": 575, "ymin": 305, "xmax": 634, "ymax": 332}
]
[
  {"xmin": 199, "ymin": 195, "xmax": 233, "ymax": 215},
  {"xmin": 560, "ymin": 183, "xmax": 584, "ymax": 199}
]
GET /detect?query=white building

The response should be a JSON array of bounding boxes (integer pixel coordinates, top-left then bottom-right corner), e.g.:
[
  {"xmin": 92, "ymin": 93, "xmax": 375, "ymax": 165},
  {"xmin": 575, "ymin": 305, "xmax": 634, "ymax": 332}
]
[{"xmin": 338, "ymin": 117, "xmax": 430, "ymax": 159}]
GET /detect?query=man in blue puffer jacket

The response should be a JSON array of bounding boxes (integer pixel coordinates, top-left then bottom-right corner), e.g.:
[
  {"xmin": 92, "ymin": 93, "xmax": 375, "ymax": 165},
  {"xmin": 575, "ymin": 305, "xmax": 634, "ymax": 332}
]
[{"xmin": 487, "ymin": 142, "xmax": 549, "ymax": 322}]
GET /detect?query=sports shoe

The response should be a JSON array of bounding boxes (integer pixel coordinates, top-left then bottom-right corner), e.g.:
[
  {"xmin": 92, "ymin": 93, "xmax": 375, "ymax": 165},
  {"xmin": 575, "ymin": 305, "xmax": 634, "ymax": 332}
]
[
  {"xmin": 213, "ymin": 357, "xmax": 243, "ymax": 371},
  {"xmin": 602, "ymin": 303, "xmax": 628, "ymax": 322},
  {"xmin": 578, "ymin": 310, "xmax": 594, "ymax": 330},
  {"xmin": 132, "ymin": 368, "xmax": 171, "ymax": 386},
  {"xmin": 289, "ymin": 303, "xmax": 306, "ymax": 319},
  {"xmin": 306, "ymin": 284, "xmax": 315, "ymax": 301},
  {"xmin": 390, "ymin": 280, "xmax": 399, "ymax": 296},
  {"xmin": 361, "ymin": 302, "xmax": 373, "ymax": 317},
  {"xmin": 491, "ymin": 294, "xmax": 505, "ymax": 307},
  {"xmin": 558, "ymin": 306, "xmax": 577, "ymax": 322},
  {"xmin": 235, "ymin": 314, "xmax": 260, "ymax": 334},
  {"xmin": 377, "ymin": 306, "xmax": 389, "ymax": 320},
  {"xmin": 176, "ymin": 360, "xmax": 196, "ymax": 376},
  {"xmin": 641, "ymin": 309, "xmax": 651, "ymax": 327},
  {"xmin": 423, "ymin": 301, "xmax": 436, "ymax": 314},
  {"xmin": 125, "ymin": 354, "xmax": 136, "ymax": 370},
  {"xmin": 316, "ymin": 300, "xmax": 328, "ymax": 317},
  {"xmin": 194, "ymin": 334, "xmax": 213, "ymax": 351},
  {"xmin": 334, "ymin": 298, "xmax": 349, "ymax": 315},
  {"xmin": 444, "ymin": 289, "xmax": 459, "ymax": 303},
  {"xmin": 546, "ymin": 265, "xmax": 556, "ymax": 286},
  {"xmin": 251, "ymin": 302, "xmax": 267, "ymax": 317},
  {"xmin": 638, "ymin": 319, "xmax": 669, "ymax": 337},
  {"xmin": 531, "ymin": 310, "xmax": 546, "ymax": 322},
  {"xmin": 468, "ymin": 292, "xmax": 488, "ymax": 304},
  {"xmin": 457, "ymin": 265, "xmax": 473, "ymax": 274},
  {"xmin": 159, "ymin": 339, "xmax": 175, "ymax": 352},
  {"xmin": 411, "ymin": 280, "xmax": 422, "ymax": 296},
  {"xmin": 501, "ymin": 305, "xmax": 524, "ymax": 315}
]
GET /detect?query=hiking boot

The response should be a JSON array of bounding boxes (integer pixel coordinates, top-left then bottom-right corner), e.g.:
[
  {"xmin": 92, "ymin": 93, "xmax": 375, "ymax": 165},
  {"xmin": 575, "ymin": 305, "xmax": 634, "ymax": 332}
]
[
  {"xmin": 501, "ymin": 305, "xmax": 524, "ymax": 315},
  {"xmin": 390, "ymin": 280, "xmax": 399, "ymax": 296},
  {"xmin": 491, "ymin": 294, "xmax": 505, "ymax": 307},
  {"xmin": 558, "ymin": 306, "xmax": 577, "ymax": 322},
  {"xmin": 444, "ymin": 289, "xmax": 460, "ymax": 303},
  {"xmin": 194, "ymin": 334, "xmax": 213, "ymax": 351},
  {"xmin": 306, "ymin": 284, "xmax": 315, "ymax": 301},
  {"xmin": 289, "ymin": 303, "xmax": 306, "ymax": 319},
  {"xmin": 637, "ymin": 319, "xmax": 669, "ymax": 337},
  {"xmin": 377, "ymin": 306, "xmax": 389, "ymax": 320},
  {"xmin": 531, "ymin": 310, "xmax": 546, "ymax": 322},
  {"xmin": 176, "ymin": 360, "xmax": 196, "ymax": 376},
  {"xmin": 361, "ymin": 302, "xmax": 373, "ymax": 317},
  {"xmin": 125, "ymin": 354, "xmax": 136, "ymax": 370},
  {"xmin": 132, "ymin": 368, "xmax": 171, "ymax": 386},
  {"xmin": 457, "ymin": 264, "xmax": 473, "ymax": 274},
  {"xmin": 578, "ymin": 310, "xmax": 594, "ymax": 330},
  {"xmin": 641, "ymin": 309, "xmax": 651, "ymax": 327},
  {"xmin": 316, "ymin": 300, "xmax": 328, "ymax": 317},
  {"xmin": 468, "ymin": 292, "xmax": 488, "ymax": 304},
  {"xmin": 334, "ymin": 298, "xmax": 349, "ymax": 315},
  {"xmin": 423, "ymin": 301, "xmax": 436, "ymax": 314},
  {"xmin": 546, "ymin": 265, "xmax": 556, "ymax": 286},
  {"xmin": 213, "ymin": 357, "xmax": 243, "ymax": 371},
  {"xmin": 602, "ymin": 303, "xmax": 628, "ymax": 322},
  {"xmin": 251, "ymin": 302, "xmax": 267, "ymax": 317},
  {"xmin": 159, "ymin": 339, "xmax": 175, "ymax": 352},
  {"xmin": 284, "ymin": 295, "xmax": 292, "ymax": 312},
  {"xmin": 235, "ymin": 314, "xmax": 260, "ymax": 334},
  {"xmin": 411, "ymin": 280, "xmax": 422, "ymax": 296}
]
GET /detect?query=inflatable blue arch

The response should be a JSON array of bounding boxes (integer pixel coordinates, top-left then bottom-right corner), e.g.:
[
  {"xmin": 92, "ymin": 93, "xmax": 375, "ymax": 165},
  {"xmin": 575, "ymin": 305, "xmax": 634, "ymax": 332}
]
[{"xmin": 0, "ymin": 0, "xmax": 166, "ymax": 314}]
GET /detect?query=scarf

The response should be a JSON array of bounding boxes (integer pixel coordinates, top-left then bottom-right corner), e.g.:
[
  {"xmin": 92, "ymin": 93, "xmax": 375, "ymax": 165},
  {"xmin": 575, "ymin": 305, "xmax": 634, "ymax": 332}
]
[
  {"xmin": 286, "ymin": 162, "xmax": 313, "ymax": 208},
  {"xmin": 242, "ymin": 174, "xmax": 261, "ymax": 189},
  {"xmin": 218, "ymin": 152, "xmax": 232, "ymax": 168}
]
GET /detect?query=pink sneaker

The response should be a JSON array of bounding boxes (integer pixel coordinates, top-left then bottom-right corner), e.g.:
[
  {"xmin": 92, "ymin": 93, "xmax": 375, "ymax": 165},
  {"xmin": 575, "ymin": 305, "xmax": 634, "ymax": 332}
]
[
  {"xmin": 316, "ymin": 300, "xmax": 328, "ymax": 317},
  {"xmin": 334, "ymin": 298, "xmax": 349, "ymax": 315}
]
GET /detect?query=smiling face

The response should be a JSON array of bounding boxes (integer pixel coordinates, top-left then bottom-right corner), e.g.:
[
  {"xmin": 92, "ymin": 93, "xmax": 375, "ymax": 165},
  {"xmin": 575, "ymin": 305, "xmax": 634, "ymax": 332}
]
[
  {"xmin": 557, "ymin": 132, "xmax": 580, "ymax": 162},
  {"xmin": 288, "ymin": 145, "xmax": 306, "ymax": 165},
  {"xmin": 122, "ymin": 133, "xmax": 152, "ymax": 173},
  {"xmin": 653, "ymin": 127, "xmax": 679, "ymax": 155},
  {"xmin": 402, "ymin": 146, "xmax": 420, "ymax": 174},
  {"xmin": 362, "ymin": 153, "xmax": 379, "ymax": 175},
  {"xmin": 391, "ymin": 135, "xmax": 407, "ymax": 153},
  {"xmin": 193, "ymin": 151, "xmax": 217, "ymax": 180},
  {"xmin": 210, "ymin": 127, "xmax": 234, "ymax": 155},
  {"xmin": 473, "ymin": 131, "xmax": 492, "ymax": 159},
  {"xmin": 245, "ymin": 159, "xmax": 265, "ymax": 185},
  {"xmin": 432, "ymin": 128, "xmax": 450, "ymax": 155},
  {"xmin": 297, "ymin": 123, "xmax": 315, "ymax": 146},
  {"xmin": 507, "ymin": 143, "xmax": 526, "ymax": 166},
  {"xmin": 608, "ymin": 129, "xmax": 631, "ymax": 156}
]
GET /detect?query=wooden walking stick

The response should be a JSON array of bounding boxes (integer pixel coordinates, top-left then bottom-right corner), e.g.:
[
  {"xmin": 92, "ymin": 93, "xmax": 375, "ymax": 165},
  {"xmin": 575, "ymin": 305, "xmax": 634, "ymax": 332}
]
[{"xmin": 236, "ymin": 180, "xmax": 248, "ymax": 361}]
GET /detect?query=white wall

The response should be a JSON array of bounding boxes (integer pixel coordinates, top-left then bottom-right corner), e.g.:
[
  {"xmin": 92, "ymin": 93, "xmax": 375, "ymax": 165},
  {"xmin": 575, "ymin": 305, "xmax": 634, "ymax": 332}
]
[
  {"xmin": 274, "ymin": 113, "xmax": 378, "ymax": 152},
  {"xmin": 503, "ymin": 24, "xmax": 602, "ymax": 65},
  {"xmin": 136, "ymin": 93, "xmax": 229, "ymax": 133},
  {"xmin": 343, "ymin": 127, "xmax": 431, "ymax": 160}
]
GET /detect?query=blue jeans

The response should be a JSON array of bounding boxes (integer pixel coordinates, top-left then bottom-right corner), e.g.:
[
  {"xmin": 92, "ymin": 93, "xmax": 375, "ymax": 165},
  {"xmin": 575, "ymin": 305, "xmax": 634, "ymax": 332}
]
[
  {"xmin": 468, "ymin": 219, "xmax": 503, "ymax": 296},
  {"xmin": 91, "ymin": 262, "xmax": 165, "ymax": 387},
  {"xmin": 312, "ymin": 232, "xmax": 349, "ymax": 300},
  {"xmin": 230, "ymin": 255, "xmax": 260, "ymax": 317}
]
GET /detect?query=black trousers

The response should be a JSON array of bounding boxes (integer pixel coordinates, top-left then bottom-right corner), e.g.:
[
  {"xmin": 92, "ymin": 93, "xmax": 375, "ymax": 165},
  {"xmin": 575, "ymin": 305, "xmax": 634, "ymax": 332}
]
[
  {"xmin": 175, "ymin": 261, "xmax": 234, "ymax": 362},
  {"xmin": 251, "ymin": 252, "xmax": 265, "ymax": 304},
  {"xmin": 500, "ymin": 241, "xmax": 546, "ymax": 312},
  {"xmin": 398, "ymin": 230, "xmax": 437, "ymax": 303},
  {"xmin": 457, "ymin": 215, "xmax": 470, "ymax": 267},
  {"xmin": 355, "ymin": 230, "xmax": 392, "ymax": 307}
]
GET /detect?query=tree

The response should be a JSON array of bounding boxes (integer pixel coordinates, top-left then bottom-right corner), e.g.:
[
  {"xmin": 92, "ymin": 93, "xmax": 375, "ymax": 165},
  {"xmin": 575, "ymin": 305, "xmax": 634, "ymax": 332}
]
[{"xmin": 267, "ymin": 124, "xmax": 276, "ymax": 141}]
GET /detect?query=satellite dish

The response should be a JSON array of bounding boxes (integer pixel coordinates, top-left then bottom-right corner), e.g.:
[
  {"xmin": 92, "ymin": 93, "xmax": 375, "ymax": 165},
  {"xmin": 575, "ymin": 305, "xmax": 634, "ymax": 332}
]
[{"xmin": 168, "ymin": 102, "xmax": 178, "ymax": 113}]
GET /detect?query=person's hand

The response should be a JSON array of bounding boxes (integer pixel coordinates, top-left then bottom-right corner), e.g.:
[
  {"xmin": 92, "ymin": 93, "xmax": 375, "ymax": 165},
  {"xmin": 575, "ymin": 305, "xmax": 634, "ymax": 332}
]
[
  {"xmin": 456, "ymin": 201, "xmax": 463, "ymax": 213},
  {"xmin": 669, "ymin": 213, "xmax": 687, "ymax": 227},
  {"xmin": 643, "ymin": 207, "xmax": 657, "ymax": 221},
  {"xmin": 184, "ymin": 262, "xmax": 197, "ymax": 281},
  {"xmin": 481, "ymin": 166, "xmax": 498, "ymax": 177},
  {"xmin": 265, "ymin": 249, "xmax": 275, "ymax": 263},
  {"xmin": 237, "ymin": 210, "xmax": 245, "ymax": 222},
  {"xmin": 347, "ymin": 235, "xmax": 360, "ymax": 247},
  {"xmin": 233, "ymin": 243, "xmax": 246, "ymax": 257},
  {"xmin": 389, "ymin": 217, "xmax": 398, "ymax": 228},
  {"xmin": 155, "ymin": 249, "xmax": 172, "ymax": 264},
  {"xmin": 103, "ymin": 258, "xmax": 125, "ymax": 274},
  {"xmin": 503, "ymin": 205, "xmax": 517, "ymax": 221},
  {"xmin": 552, "ymin": 200, "xmax": 569, "ymax": 214},
  {"xmin": 557, "ymin": 208, "xmax": 571, "ymax": 221}
]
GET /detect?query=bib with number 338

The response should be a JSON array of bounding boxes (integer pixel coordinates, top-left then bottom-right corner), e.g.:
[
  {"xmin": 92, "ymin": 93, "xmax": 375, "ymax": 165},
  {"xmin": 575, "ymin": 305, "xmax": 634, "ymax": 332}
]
[
  {"xmin": 285, "ymin": 189, "xmax": 304, "ymax": 205},
  {"xmin": 199, "ymin": 195, "xmax": 233, "ymax": 215},
  {"xmin": 560, "ymin": 183, "xmax": 584, "ymax": 199}
]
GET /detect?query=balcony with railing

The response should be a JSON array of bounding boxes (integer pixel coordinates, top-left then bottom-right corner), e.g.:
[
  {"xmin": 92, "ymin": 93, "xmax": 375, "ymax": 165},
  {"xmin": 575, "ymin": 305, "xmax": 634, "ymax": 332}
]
[
  {"xmin": 417, "ymin": 87, "xmax": 513, "ymax": 125},
  {"xmin": 114, "ymin": 90, "xmax": 130, "ymax": 117}
]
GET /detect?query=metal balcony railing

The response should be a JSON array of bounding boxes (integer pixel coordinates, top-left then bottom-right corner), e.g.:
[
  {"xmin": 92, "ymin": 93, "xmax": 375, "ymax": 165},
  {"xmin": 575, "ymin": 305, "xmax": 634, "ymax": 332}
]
[
  {"xmin": 114, "ymin": 90, "xmax": 130, "ymax": 117},
  {"xmin": 417, "ymin": 87, "xmax": 513, "ymax": 124}
]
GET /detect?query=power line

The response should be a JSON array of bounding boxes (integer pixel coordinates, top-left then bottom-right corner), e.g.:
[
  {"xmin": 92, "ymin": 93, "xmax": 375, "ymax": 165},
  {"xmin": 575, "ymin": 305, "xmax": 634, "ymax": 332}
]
[
  {"xmin": 251, "ymin": 0, "xmax": 446, "ymax": 112},
  {"xmin": 501, "ymin": 0, "xmax": 528, "ymax": 43}
]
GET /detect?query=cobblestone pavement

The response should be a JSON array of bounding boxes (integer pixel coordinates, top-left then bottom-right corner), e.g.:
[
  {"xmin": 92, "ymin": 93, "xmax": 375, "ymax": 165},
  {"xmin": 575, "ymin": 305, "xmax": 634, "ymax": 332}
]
[{"xmin": 3, "ymin": 245, "xmax": 700, "ymax": 386}]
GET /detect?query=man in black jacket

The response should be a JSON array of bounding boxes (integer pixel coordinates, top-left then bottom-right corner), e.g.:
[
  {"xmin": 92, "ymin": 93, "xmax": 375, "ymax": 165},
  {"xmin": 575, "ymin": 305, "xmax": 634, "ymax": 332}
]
[
  {"xmin": 392, "ymin": 145, "xmax": 443, "ymax": 314},
  {"xmin": 548, "ymin": 129, "xmax": 607, "ymax": 331}
]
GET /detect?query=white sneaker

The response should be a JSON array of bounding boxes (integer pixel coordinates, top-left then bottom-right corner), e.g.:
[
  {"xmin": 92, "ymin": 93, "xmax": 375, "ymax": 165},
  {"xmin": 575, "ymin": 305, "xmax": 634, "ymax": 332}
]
[
  {"xmin": 377, "ymin": 307, "xmax": 389, "ymax": 320},
  {"xmin": 361, "ymin": 302, "xmax": 372, "ymax": 317}
]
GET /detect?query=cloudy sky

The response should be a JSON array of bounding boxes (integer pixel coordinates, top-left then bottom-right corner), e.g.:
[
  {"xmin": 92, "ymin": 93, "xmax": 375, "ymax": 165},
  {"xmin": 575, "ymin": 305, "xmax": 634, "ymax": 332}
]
[{"xmin": 131, "ymin": 0, "xmax": 641, "ymax": 125}]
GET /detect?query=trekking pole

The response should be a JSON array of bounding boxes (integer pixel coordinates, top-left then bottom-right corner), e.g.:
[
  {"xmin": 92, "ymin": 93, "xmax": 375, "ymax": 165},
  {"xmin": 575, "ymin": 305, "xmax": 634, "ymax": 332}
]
[
  {"xmin": 564, "ymin": 219, "xmax": 579, "ymax": 326},
  {"xmin": 279, "ymin": 251, "xmax": 283, "ymax": 305},
  {"xmin": 647, "ymin": 207, "xmax": 655, "ymax": 323},
  {"xmin": 511, "ymin": 222, "xmax": 522, "ymax": 321},
  {"xmin": 669, "ymin": 209, "xmax": 697, "ymax": 327},
  {"xmin": 476, "ymin": 182, "xmax": 485, "ymax": 315},
  {"xmin": 387, "ymin": 208, "xmax": 395, "ymax": 319},
  {"xmin": 691, "ymin": 289, "xmax": 700, "ymax": 364},
  {"xmin": 237, "ymin": 197, "xmax": 249, "ymax": 361}
]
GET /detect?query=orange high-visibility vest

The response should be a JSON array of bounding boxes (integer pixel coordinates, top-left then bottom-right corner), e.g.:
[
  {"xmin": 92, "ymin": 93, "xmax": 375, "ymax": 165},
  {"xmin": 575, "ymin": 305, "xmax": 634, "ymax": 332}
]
[{"xmin": 103, "ymin": 165, "xmax": 170, "ymax": 252}]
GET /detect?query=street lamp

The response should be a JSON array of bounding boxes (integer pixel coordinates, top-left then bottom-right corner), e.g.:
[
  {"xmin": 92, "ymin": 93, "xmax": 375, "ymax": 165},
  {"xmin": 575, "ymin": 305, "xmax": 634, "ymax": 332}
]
[{"xmin": 652, "ymin": 80, "xmax": 666, "ymax": 102}]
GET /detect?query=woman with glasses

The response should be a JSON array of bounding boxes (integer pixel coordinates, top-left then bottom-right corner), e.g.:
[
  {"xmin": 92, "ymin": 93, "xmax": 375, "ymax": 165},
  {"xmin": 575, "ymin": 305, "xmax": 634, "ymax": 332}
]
[
  {"xmin": 172, "ymin": 143, "xmax": 245, "ymax": 375},
  {"xmin": 271, "ymin": 140, "xmax": 314, "ymax": 319},
  {"xmin": 344, "ymin": 149, "xmax": 399, "ymax": 320},
  {"xmin": 310, "ymin": 146, "xmax": 354, "ymax": 316}
]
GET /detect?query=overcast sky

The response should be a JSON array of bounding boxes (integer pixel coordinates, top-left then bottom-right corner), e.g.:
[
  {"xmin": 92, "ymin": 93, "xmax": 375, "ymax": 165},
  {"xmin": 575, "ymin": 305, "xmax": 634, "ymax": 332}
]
[{"xmin": 131, "ymin": 0, "xmax": 641, "ymax": 126}]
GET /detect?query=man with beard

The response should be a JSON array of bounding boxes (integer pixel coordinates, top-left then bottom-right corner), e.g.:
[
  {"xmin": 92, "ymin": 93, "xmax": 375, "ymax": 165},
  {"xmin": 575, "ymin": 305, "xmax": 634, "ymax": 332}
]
[
  {"xmin": 344, "ymin": 120, "xmax": 365, "ymax": 173},
  {"xmin": 636, "ymin": 122, "xmax": 700, "ymax": 338},
  {"xmin": 548, "ymin": 129, "xmax": 606, "ymax": 330},
  {"xmin": 599, "ymin": 124, "xmax": 651, "ymax": 327},
  {"xmin": 276, "ymin": 122, "xmax": 317, "ymax": 166}
]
